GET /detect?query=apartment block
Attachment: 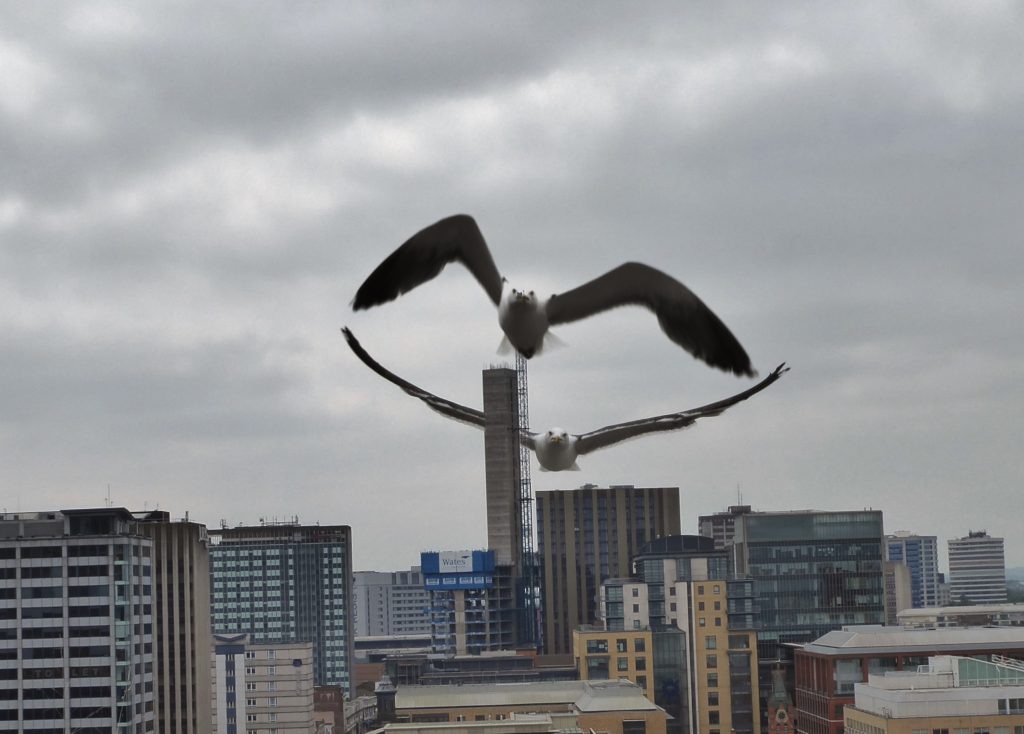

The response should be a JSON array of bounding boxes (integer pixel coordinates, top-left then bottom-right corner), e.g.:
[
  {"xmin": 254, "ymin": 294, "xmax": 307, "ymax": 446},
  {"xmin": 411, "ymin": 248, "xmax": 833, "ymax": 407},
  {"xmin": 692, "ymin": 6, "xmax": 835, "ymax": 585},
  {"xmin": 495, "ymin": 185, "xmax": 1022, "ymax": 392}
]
[{"xmin": 211, "ymin": 633, "xmax": 314, "ymax": 733}]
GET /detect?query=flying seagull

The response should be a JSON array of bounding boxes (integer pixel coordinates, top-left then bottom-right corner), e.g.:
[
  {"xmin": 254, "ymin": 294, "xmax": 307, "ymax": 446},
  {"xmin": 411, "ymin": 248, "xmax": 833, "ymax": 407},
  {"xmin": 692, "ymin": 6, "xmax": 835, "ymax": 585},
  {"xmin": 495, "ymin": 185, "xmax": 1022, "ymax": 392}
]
[
  {"xmin": 342, "ymin": 327, "xmax": 786, "ymax": 471},
  {"xmin": 351, "ymin": 214, "xmax": 756, "ymax": 376}
]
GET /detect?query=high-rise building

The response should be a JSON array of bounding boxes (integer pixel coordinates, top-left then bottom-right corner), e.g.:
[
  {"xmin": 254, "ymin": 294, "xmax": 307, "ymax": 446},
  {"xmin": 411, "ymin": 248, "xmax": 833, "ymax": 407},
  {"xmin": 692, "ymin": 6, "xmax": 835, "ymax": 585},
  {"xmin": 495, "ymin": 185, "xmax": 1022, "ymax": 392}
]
[
  {"xmin": 136, "ymin": 511, "xmax": 212, "ymax": 734},
  {"xmin": 209, "ymin": 522, "xmax": 354, "ymax": 695},
  {"xmin": 698, "ymin": 505, "xmax": 752, "ymax": 550},
  {"xmin": 948, "ymin": 531, "xmax": 1007, "ymax": 605},
  {"xmin": 732, "ymin": 510, "xmax": 885, "ymax": 661},
  {"xmin": 211, "ymin": 633, "xmax": 314, "ymax": 733},
  {"xmin": 884, "ymin": 531, "xmax": 940, "ymax": 608},
  {"xmin": 536, "ymin": 484, "xmax": 681, "ymax": 655},
  {"xmin": 353, "ymin": 567, "xmax": 430, "ymax": 637},
  {"xmin": 421, "ymin": 550, "xmax": 518, "ymax": 654},
  {"xmin": 882, "ymin": 561, "xmax": 912, "ymax": 625},
  {"xmin": 731, "ymin": 510, "xmax": 885, "ymax": 722},
  {"xmin": 482, "ymin": 365, "xmax": 538, "ymax": 649},
  {"xmin": 0, "ymin": 508, "xmax": 156, "ymax": 732},
  {"xmin": 483, "ymin": 368, "xmax": 523, "ymax": 570}
]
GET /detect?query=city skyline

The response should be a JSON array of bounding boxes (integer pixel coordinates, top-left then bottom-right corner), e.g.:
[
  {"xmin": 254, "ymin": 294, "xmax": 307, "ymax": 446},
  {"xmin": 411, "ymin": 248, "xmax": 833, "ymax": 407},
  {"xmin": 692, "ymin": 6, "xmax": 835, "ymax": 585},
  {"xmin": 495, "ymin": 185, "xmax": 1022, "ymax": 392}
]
[{"xmin": 3, "ymin": 3, "xmax": 1023, "ymax": 571}]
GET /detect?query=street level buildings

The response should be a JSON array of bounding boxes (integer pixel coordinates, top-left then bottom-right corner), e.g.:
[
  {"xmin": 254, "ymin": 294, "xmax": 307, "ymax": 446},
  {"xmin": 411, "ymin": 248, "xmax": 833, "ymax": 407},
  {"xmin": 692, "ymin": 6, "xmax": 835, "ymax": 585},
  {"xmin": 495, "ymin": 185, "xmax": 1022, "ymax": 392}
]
[
  {"xmin": 844, "ymin": 655, "xmax": 1024, "ymax": 734},
  {"xmin": 536, "ymin": 484, "xmax": 681, "ymax": 656},
  {"xmin": 794, "ymin": 625, "xmax": 1024, "ymax": 734},
  {"xmin": 209, "ymin": 521, "xmax": 355, "ymax": 694},
  {"xmin": 948, "ymin": 531, "xmax": 1007, "ymax": 605},
  {"xmin": 0, "ymin": 508, "xmax": 156, "ymax": 733}
]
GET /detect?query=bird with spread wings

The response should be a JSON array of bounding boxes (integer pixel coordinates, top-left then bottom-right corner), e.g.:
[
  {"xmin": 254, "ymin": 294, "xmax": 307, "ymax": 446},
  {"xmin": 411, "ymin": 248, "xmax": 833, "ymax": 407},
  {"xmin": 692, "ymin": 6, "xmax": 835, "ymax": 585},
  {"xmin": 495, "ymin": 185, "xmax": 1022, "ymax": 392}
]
[
  {"xmin": 342, "ymin": 327, "xmax": 787, "ymax": 471},
  {"xmin": 352, "ymin": 214, "xmax": 756, "ymax": 376}
]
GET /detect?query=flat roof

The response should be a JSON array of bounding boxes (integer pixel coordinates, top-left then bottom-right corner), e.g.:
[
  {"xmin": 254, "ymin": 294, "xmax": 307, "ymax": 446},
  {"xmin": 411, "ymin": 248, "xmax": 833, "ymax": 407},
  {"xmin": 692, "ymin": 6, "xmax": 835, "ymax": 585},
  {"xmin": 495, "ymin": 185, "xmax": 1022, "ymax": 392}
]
[
  {"xmin": 397, "ymin": 680, "xmax": 660, "ymax": 713},
  {"xmin": 801, "ymin": 626, "xmax": 1024, "ymax": 656}
]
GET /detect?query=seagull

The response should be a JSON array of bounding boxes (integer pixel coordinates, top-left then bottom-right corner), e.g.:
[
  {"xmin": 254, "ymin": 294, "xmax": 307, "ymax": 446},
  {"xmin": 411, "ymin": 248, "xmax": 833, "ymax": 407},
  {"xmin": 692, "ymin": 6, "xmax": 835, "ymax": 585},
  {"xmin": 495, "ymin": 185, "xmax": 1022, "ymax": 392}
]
[
  {"xmin": 342, "ymin": 327, "xmax": 787, "ymax": 471},
  {"xmin": 351, "ymin": 214, "xmax": 756, "ymax": 376}
]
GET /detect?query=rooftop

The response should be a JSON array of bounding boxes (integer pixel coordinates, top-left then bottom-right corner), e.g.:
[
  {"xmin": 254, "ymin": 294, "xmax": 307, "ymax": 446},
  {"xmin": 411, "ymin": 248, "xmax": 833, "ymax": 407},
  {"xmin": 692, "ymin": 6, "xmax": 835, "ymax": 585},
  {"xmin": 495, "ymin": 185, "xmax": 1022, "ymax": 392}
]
[
  {"xmin": 396, "ymin": 679, "xmax": 660, "ymax": 713},
  {"xmin": 801, "ymin": 625, "xmax": 1024, "ymax": 656}
]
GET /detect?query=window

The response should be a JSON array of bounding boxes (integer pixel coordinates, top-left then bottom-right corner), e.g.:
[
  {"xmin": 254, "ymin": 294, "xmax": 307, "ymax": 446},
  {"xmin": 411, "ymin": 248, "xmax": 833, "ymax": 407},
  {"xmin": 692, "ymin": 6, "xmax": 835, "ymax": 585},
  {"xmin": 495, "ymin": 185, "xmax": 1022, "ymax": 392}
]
[
  {"xmin": 709, "ymin": 711, "xmax": 720, "ymax": 725},
  {"xmin": 269, "ymin": 697, "xmax": 278, "ymax": 707},
  {"xmin": 632, "ymin": 588, "xmax": 639, "ymax": 597},
  {"xmin": 633, "ymin": 604, "xmax": 640, "ymax": 613},
  {"xmin": 247, "ymin": 698, "xmax": 257, "ymax": 706},
  {"xmin": 247, "ymin": 714, "xmax": 257, "ymax": 722},
  {"xmin": 713, "ymin": 585, "xmax": 720, "ymax": 594},
  {"xmin": 708, "ymin": 672, "xmax": 718, "ymax": 687},
  {"xmin": 697, "ymin": 585, "xmax": 704, "ymax": 594},
  {"xmin": 617, "ymin": 658, "xmax": 629, "ymax": 672},
  {"xmin": 669, "ymin": 586, "xmax": 676, "ymax": 596},
  {"xmin": 586, "ymin": 639, "xmax": 609, "ymax": 654},
  {"xmin": 698, "ymin": 601, "xmax": 705, "ymax": 611},
  {"xmin": 729, "ymin": 635, "xmax": 750, "ymax": 649},
  {"xmin": 707, "ymin": 654, "xmax": 718, "ymax": 669},
  {"xmin": 616, "ymin": 639, "xmax": 628, "ymax": 653},
  {"xmin": 636, "ymin": 675, "xmax": 647, "ymax": 689},
  {"xmin": 634, "ymin": 638, "xmax": 645, "ymax": 652},
  {"xmin": 714, "ymin": 617, "xmax": 722, "ymax": 627},
  {"xmin": 635, "ymin": 657, "xmax": 646, "ymax": 671},
  {"xmin": 699, "ymin": 617, "xmax": 706, "ymax": 626},
  {"xmin": 670, "ymin": 603, "xmax": 676, "ymax": 612},
  {"xmin": 268, "ymin": 650, "xmax": 277, "ymax": 660},
  {"xmin": 705, "ymin": 635, "xmax": 717, "ymax": 649},
  {"xmin": 623, "ymin": 721, "xmax": 646, "ymax": 734},
  {"xmin": 714, "ymin": 600, "xmax": 721, "ymax": 610},
  {"xmin": 246, "ymin": 667, "xmax": 256, "ymax": 675},
  {"xmin": 245, "ymin": 651, "xmax": 256, "ymax": 660},
  {"xmin": 246, "ymin": 682, "xmax": 257, "ymax": 691}
]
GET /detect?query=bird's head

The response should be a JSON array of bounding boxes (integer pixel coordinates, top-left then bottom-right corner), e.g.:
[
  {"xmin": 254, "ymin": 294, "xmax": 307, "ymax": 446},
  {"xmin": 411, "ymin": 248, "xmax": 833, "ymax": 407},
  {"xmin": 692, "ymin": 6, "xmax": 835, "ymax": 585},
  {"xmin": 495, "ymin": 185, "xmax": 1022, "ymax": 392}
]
[{"xmin": 545, "ymin": 428, "xmax": 569, "ymax": 445}]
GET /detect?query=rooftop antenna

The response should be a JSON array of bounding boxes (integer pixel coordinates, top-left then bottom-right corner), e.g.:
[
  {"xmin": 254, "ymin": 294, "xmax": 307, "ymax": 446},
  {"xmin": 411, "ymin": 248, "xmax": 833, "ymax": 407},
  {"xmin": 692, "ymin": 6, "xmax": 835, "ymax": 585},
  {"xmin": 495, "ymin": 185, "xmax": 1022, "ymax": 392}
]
[{"xmin": 105, "ymin": 484, "xmax": 112, "ymax": 508}]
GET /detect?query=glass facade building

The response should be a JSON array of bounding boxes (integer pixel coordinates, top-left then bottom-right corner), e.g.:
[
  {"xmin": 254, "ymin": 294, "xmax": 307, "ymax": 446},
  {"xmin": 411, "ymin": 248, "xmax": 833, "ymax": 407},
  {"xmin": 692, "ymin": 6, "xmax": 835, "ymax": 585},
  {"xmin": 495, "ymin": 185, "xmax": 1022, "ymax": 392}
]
[
  {"xmin": 731, "ymin": 510, "xmax": 885, "ymax": 727},
  {"xmin": 209, "ymin": 523, "xmax": 354, "ymax": 695}
]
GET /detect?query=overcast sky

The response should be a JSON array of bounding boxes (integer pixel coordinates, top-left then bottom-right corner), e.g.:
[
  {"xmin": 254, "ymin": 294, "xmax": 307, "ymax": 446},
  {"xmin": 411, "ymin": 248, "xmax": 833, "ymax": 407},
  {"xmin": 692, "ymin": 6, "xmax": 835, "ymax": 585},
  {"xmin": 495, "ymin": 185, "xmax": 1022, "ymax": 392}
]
[{"xmin": 3, "ymin": 2, "xmax": 1022, "ymax": 572}]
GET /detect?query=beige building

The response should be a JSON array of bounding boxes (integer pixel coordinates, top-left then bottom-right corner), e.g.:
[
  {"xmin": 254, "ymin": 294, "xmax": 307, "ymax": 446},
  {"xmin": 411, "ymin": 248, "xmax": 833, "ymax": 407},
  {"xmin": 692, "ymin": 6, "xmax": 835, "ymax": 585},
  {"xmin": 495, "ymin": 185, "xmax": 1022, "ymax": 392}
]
[
  {"xmin": 844, "ymin": 655, "xmax": 1024, "ymax": 734},
  {"xmin": 574, "ymin": 627, "xmax": 655, "ymax": 700},
  {"xmin": 212, "ymin": 633, "xmax": 315, "ymax": 732},
  {"xmin": 394, "ymin": 679, "xmax": 669, "ymax": 734},
  {"xmin": 597, "ymin": 536, "xmax": 761, "ymax": 734},
  {"xmin": 138, "ymin": 511, "xmax": 213, "ymax": 734},
  {"xmin": 883, "ymin": 561, "xmax": 912, "ymax": 626}
]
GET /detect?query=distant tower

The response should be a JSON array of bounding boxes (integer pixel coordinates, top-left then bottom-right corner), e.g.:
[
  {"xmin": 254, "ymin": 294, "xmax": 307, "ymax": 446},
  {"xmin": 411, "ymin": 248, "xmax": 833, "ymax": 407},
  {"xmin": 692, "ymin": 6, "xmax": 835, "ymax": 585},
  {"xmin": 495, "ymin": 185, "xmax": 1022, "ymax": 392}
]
[
  {"xmin": 947, "ymin": 530, "xmax": 1007, "ymax": 604},
  {"xmin": 481, "ymin": 359, "xmax": 539, "ymax": 649}
]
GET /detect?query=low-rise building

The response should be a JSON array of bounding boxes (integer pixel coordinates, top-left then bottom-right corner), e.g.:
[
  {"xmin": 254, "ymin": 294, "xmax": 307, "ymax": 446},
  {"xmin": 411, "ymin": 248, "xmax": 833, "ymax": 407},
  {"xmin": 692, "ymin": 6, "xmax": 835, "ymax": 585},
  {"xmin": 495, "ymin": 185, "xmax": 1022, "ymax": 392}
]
[
  {"xmin": 794, "ymin": 626, "xmax": 1024, "ymax": 734},
  {"xmin": 897, "ymin": 603, "xmax": 1024, "ymax": 629},
  {"xmin": 574, "ymin": 627, "xmax": 654, "ymax": 700},
  {"xmin": 394, "ymin": 679, "xmax": 668, "ymax": 734},
  {"xmin": 844, "ymin": 655, "xmax": 1024, "ymax": 734}
]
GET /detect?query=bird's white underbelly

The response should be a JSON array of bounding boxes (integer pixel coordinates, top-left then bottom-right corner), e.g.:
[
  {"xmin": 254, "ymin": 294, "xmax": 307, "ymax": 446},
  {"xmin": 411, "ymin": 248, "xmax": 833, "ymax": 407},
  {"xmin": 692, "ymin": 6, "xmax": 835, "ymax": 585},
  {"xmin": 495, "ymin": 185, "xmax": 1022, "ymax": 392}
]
[
  {"xmin": 498, "ymin": 300, "xmax": 549, "ymax": 356},
  {"xmin": 534, "ymin": 438, "xmax": 578, "ymax": 471}
]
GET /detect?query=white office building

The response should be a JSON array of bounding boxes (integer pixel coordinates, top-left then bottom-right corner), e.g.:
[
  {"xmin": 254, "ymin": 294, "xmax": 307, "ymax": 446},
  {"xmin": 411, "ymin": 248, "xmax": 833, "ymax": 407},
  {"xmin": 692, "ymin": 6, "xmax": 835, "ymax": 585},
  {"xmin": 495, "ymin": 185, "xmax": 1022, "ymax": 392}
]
[
  {"xmin": 353, "ymin": 568, "xmax": 430, "ymax": 638},
  {"xmin": 948, "ymin": 531, "xmax": 1007, "ymax": 604},
  {"xmin": 0, "ymin": 508, "xmax": 156, "ymax": 733}
]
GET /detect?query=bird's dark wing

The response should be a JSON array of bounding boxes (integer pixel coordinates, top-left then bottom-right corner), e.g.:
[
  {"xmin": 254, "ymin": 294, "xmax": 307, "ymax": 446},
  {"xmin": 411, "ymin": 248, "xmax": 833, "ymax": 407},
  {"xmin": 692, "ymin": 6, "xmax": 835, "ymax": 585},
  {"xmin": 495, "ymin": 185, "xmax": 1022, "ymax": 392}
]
[
  {"xmin": 574, "ymin": 363, "xmax": 788, "ymax": 456},
  {"xmin": 352, "ymin": 214, "xmax": 503, "ymax": 309},
  {"xmin": 545, "ymin": 262, "xmax": 755, "ymax": 377},
  {"xmin": 342, "ymin": 327, "xmax": 486, "ymax": 429}
]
